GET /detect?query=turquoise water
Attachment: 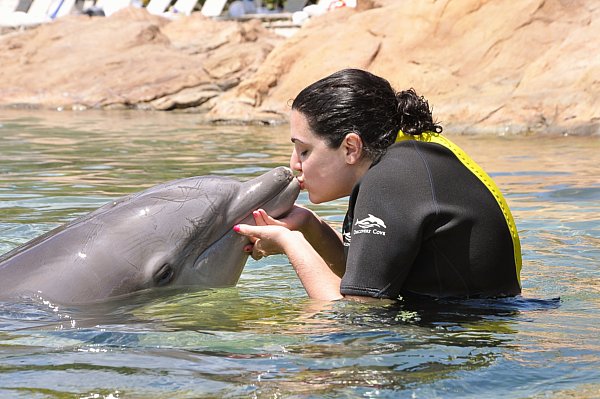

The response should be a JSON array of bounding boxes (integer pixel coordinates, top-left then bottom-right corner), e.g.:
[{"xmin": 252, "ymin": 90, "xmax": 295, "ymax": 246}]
[{"xmin": 0, "ymin": 109, "xmax": 599, "ymax": 398}]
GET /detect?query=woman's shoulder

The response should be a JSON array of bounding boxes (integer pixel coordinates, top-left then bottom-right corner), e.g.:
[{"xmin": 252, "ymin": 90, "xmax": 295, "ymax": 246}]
[
  {"xmin": 362, "ymin": 140, "xmax": 455, "ymax": 189},
  {"xmin": 368, "ymin": 142, "xmax": 426, "ymax": 173},
  {"xmin": 378, "ymin": 140, "xmax": 460, "ymax": 169},
  {"xmin": 361, "ymin": 144, "xmax": 421, "ymax": 187},
  {"xmin": 354, "ymin": 144, "xmax": 439, "ymax": 212}
]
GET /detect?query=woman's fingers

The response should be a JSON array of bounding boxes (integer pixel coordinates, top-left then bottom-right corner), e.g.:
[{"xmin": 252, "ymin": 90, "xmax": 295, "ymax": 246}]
[
  {"xmin": 236, "ymin": 224, "xmax": 262, "ymax": 258},
  {"xmin": 251, "ymin": 239, "xmax": 268, "ymax": 260},
  {"xmin": 234, "ymin": 223, "xmax": 290, "ymax": 259},
  {"xmin": 254, "ymin": 208, "xmax": 287, "ymax": 227},
  {"xmin": 240, "ymin": 213, "xmax": 276, "ymax": 258},
  {"xmin": 241, "ymin": 210, "xmax": 270, "ymax": 253},
  {"xmin": 252, "ymin": 210, "xmax": 268, "ymax": 226},
  {"xmin": 259, "ymin": 209, "xmax": 284, "ymax": 226},
  {"xmin": 234, "ymin": 223, "xmax": 263, "ymax": 238}
]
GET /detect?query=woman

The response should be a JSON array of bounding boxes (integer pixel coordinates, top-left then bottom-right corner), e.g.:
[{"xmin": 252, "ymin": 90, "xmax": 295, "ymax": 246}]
[{"xmin": 234, "ymin": 68, "xmax": 522, "ymax": 301}]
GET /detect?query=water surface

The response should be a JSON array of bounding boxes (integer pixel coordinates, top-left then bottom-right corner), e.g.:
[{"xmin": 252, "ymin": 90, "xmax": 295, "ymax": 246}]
[{"xmin": 1, "ymin": 109, "xmax": 599, "ymax": 398}]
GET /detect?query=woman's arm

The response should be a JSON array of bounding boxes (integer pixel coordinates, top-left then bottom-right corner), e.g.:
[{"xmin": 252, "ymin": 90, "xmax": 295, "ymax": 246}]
[
  {"xmin": 234, "ymin": 224, "xmax": 343, "ymax": 300},
  {"xmin": 299, "ymin": 210, "xmax": 347, "ymax": 277}
]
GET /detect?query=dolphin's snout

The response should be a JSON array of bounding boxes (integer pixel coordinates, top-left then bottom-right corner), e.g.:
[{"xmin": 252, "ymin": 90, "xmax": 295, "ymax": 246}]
[
  {"xmin": 238, "ymin": 167, "xmax": 299, "ymax": 222},
  {"xmin": 271, "ymin": 166, "xmax": 295, "ymax": 183}
]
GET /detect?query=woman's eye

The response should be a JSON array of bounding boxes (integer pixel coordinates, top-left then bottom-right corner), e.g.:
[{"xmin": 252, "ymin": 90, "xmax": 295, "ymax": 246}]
[
  {"xmin": 154, "ymin": 263, "xmax": 175, "ymax": 286},
  {"xmin": 300, "ymin": 150, "xmax": 309, "ymax": 158}
]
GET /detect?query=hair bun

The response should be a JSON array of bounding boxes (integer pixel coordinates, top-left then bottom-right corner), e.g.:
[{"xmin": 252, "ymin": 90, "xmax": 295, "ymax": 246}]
[{"xmin": 395, "ymin": 89, "xmax": 442, "ymax": 135}]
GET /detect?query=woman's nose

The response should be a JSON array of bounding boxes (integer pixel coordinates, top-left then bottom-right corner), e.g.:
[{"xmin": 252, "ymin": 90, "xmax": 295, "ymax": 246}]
[{"xmin": 290, "ymin": 150, "xmax": 301, "ymax": 172}]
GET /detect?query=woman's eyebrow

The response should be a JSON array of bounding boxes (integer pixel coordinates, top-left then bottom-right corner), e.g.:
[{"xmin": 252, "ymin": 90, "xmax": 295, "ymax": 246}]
[{"xmin": 291, "ymin": 137, "xmax": 305, "ymax": 144}]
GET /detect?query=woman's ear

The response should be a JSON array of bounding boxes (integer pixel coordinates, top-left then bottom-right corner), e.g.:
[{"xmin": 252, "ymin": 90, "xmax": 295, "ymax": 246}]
[{"xmin": 342, "ymin": 133, "xmax": 364, "ymax": 164}]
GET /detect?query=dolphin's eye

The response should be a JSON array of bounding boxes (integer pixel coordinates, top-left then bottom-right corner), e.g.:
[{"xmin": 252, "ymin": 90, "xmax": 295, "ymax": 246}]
[{"xmin": 154, "ymin": 263, "xmax": 175, "ymax": 286}]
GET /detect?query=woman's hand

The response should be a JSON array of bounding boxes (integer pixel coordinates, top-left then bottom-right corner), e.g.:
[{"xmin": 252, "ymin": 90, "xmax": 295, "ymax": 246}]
[
  {"xmin": 234, "ymin": 214, "xmax": 343, "ymax": 301},
  {"xmin": 236, "ymin": 207, "xmax": 314, "ymax": 260},
  {"xmin": 234, "ymin": 209, "xmax": 293, "ymax": 260},
  {"xmin": 235, "ymin": 224, "xmax": 291, "ymax": 260},
  {"xmin": 238, "ymin": 206, "xmax": 346, "ymax": 277}
]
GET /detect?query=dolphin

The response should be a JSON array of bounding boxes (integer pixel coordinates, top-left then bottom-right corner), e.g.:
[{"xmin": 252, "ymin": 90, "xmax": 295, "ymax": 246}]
[{"xmin": 0, "ymin": 167, "xmax": 299, "ymax": 305}]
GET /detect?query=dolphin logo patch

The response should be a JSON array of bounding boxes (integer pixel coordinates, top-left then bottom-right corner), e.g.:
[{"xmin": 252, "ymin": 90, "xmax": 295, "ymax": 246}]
[
  {"xmin": 355, "ymin": 214, "xmax": 387, "ymax": 229},
  {"xmin": 352, "ymin": 214, "xmax": 387, "ymax": 238}
]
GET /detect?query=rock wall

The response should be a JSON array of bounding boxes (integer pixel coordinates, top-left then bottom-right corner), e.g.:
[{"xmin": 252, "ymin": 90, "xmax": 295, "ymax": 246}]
[{"xmin": 0, "ymin": 0, "xmax": 598, "ymax": 134}]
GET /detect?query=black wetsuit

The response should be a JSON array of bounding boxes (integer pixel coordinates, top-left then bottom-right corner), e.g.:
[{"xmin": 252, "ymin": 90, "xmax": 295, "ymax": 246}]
[{"xmin": 340, "ymin": 137, "xmax": 522, "ymax": 299}]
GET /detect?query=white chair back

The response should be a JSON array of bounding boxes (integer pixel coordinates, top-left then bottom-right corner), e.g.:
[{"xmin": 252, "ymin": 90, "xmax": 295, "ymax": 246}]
[
  {"xmin": 48, "ymin": 0, "xmax": 76, "ymax": 18},
  {"xmin": 200, "ymin": 0, "xmax": 226, "ymax": 17},
  {"xmin": 146, "ymin": 0, "xmax": 171, "ymax": 14},
  {"xmin": 95, "ymin": 0, "xmax": 131, "ymax": 16},
  {"xmin": 171, "ymin": 0, "xmax": 196, "ymax": 15},
  {"xmin": 27, "ymin": 0, "xmax": 53, "ymax": 16}
]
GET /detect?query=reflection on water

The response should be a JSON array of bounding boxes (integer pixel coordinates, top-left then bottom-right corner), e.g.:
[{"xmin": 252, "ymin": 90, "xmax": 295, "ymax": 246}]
[{"xmin": 0, "ymin": 109, "xmax": 599, "ymax": 398}]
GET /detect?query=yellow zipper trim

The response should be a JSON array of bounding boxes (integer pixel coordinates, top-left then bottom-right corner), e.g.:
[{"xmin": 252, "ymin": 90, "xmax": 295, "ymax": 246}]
[{"xmin": 396, "ymin": 130, "xmax": 522, "ymax": 286}]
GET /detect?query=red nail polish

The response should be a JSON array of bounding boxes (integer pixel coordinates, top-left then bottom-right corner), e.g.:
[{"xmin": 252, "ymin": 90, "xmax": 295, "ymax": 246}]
[{"xmin": 233, "ymin": 225, "xmax": 240, "ymax": 232}]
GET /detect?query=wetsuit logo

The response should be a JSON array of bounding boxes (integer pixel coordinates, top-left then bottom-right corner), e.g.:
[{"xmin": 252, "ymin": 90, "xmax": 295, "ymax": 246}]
[
  {"xmin": 353, "ymin": 214, "xmax": 387, "ymax": 237},
  {"xmin": 355, "ymin": 214, "xmax": 387, "ymax": 229}
]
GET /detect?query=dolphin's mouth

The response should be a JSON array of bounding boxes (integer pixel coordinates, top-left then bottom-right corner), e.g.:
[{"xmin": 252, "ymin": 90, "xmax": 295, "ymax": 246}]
[
  {"xmin": 235, "ymin": 173, "xmax": 300, "ymax": 225},
  {"xmin": 191, "ymin": 167, "xmax": 300, "ymax": 273}
]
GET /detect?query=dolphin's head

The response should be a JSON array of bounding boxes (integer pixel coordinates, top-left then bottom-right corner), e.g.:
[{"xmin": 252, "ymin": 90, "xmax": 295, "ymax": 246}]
[
  {"xmin": 51, "ymin": 167, "xmax": 300, "ymax": 302},
  {"xmin": 105, "ymin": 166, "xmax": 300, "ymax": 296},
  {"xmin": 0, "ymin": 167, "xmax": 300, "ymax": 304}
]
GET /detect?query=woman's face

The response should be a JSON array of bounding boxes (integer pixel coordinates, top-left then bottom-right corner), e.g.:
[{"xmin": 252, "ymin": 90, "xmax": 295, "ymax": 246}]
[{"xmin": 289, "ymin": 110, "xmax": 361, "ymax": 204}]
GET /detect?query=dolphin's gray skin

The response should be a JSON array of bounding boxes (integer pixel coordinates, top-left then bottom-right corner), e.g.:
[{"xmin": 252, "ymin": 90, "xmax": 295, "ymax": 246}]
[{"xmin": 0, "ymin": 167, "xmax": 299, "ymax": 305}]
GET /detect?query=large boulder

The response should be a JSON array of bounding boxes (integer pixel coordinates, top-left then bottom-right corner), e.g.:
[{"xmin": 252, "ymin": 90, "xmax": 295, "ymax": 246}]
[
  {"xmin": 211, "ymin": 0, "xmax": 599, "ymax": 134},
  {"xmin": 0, "ymin": 7, "xmax": 282, "ymax": 111}
]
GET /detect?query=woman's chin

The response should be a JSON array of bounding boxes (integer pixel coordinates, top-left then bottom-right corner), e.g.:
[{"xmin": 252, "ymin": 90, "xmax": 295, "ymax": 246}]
[
  {"xmin": 308, "ymin": 192, "xmax": 331, "ymax": 205},
  {"xmin": 307, "ymin": 192, "xmax": 322, "ymax": 204}
]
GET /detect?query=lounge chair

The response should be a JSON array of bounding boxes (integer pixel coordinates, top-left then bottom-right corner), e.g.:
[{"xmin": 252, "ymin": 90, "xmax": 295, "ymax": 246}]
[
  {"xmin": 229, "ymin": 0, "xmax": 305, "ymax": 19},
  {"xmin": 22, "ymin": 0, "xmax": 53, "ymax": 16},
  {"xmin": 153, "ymin": 0, "xmax": 199, "ymax": 18},
  {"xmin": 49, "ymin": 0, "xmax": 77, "ymax": 18},
  {"xmin": 283, "ymin": 0, "xmax": 306, "ymax": 13},
  {"xmin": 1, "ymin": 0, "xmax": 22, "ymax": 13},
  {"xmin": 302, "ymin": 0, "xmax": 357, "ymax": 18},
  {"xmin": 0, "ymin": 0, "xmax": 74, "ymax": 27}
]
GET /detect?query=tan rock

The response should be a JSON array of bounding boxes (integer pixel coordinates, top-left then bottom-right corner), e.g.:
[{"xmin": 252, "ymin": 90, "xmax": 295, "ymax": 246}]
[
  {"xmin": 238, "ymin": 0, "xmax": 599, "ymax": 134},
  {"xmin": 0, "ymin": 0, "xmax": 598, "ymax": 134}
]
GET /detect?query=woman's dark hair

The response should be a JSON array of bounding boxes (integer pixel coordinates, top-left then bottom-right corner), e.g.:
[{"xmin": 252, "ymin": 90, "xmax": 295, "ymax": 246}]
[{"xmin": 291, "ymin": 68, "xmax": 442, "ymax": 160}]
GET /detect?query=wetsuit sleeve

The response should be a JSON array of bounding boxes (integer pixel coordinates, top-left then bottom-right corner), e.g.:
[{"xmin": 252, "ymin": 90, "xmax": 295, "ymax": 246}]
[{"xmin": 340, "ymin": 165, "xmax": 433, "ymax": 299}]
